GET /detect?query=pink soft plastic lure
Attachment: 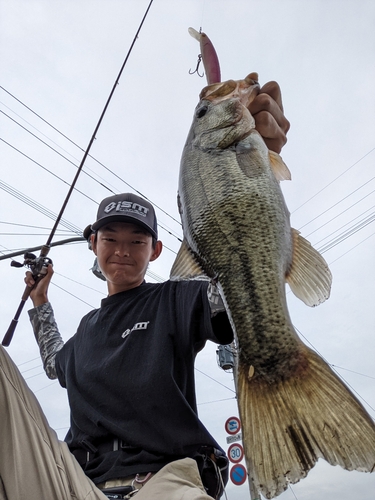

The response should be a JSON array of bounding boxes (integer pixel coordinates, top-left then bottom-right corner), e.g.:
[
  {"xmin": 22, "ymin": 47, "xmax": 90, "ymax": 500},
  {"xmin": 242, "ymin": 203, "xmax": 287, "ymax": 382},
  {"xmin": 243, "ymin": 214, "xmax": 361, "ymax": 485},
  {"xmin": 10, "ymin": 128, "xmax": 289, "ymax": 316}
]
[{"xmin": 188, "ymin": 27, "xmax": 221, "ymax": 84}]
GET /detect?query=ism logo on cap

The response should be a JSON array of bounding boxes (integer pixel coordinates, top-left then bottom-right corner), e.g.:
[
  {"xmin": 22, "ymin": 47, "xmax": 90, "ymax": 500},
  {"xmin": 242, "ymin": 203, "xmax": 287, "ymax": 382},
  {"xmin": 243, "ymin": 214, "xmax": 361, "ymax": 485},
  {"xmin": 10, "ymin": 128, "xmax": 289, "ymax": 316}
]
[{"xmin": 89, "ymin": 193, "xmax": 158, "ymax": 239}]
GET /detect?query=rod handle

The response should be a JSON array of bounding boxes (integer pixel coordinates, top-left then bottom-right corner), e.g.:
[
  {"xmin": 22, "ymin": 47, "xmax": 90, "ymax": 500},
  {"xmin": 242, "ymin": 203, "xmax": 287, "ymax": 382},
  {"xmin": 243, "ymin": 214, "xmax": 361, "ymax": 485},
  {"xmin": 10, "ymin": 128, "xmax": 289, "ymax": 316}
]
[{"xmin": 2, "ymin": 285, "xmax": 32, "ymax": 347}]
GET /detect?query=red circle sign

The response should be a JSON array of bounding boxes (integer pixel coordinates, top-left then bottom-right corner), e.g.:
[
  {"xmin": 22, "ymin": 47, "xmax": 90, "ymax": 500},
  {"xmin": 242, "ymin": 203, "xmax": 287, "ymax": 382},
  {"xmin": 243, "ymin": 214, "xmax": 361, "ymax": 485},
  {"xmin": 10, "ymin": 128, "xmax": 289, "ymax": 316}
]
[
  {"xmin": 230, "ymin": 464, "xmax": 247, "ymax": 485},
  {"xmin": 225, "ymin": 416, "xmax": 241, "ymax": 435},
  {"xmin": 228, "ymin": 443, "xmax": 244, "ymax": 463}
]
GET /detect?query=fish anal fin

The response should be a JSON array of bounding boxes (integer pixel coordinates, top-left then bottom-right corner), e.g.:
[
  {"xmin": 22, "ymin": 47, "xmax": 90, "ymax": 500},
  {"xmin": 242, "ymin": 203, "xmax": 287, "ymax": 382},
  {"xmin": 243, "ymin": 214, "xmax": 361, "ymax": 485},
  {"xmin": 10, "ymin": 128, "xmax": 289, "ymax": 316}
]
[
  {"xmin": 170, "ymin": 238, "xmax": 209, "ymax": 281},
  {"xmin": 286, "ymin": 228, "xmax": 332, "ymax": 306},
  {"xmin": 269, "ymin": 150, "xmax": 291, "ymax": 181},
  {"xmin": 237, "ymin": 347, "xmax": 375, "ymax": 499}
]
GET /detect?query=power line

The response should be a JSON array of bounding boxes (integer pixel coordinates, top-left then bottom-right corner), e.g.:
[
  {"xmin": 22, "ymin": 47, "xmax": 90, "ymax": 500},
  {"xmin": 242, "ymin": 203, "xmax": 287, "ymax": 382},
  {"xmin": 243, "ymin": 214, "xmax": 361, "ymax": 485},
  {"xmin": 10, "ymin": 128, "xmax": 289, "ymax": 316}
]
[
  {"xmin": 0, "ymin": 220, "xmax": 75, "ymax": 232},
  {"xmin": 6, "ymin": 84, "xmax": 374, "ymax": 254},
  {"xmin": 318, "ymin": 211, "xmax": 375, "ymax": 254},
  {"xmin": 313, "ymin": 205, "xmax": 375, "ymax": 246},
  {"xmin": 305, "ymin": 190, "xmax": 375, "ymax": 240},
  {"xmin": 0, "ymin": 179, "xmax": 83, "ymax": 234},
  {"xmin": 298, "ymin": 173, "xmax": 375, "ymax": 231},
  {"xmin": 1, "ymin": 135, "xmax": 182, "ymax": 243},
  {"xmin": 295, "ymin": 326, "xmax": 375, "ymax": 416},
  {"xmin": 292, "ymin": 146, "xmax": 375, "ymax": 213}
]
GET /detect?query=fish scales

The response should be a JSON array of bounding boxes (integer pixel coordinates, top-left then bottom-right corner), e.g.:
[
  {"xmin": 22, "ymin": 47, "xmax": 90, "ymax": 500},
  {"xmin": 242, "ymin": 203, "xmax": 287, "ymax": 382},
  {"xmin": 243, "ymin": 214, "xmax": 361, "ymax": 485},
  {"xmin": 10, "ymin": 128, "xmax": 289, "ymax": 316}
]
[
  {"xmin": 180, "ymin": 103, "xmax": 301, "ymax": 381},
  {"xmin": 172, "ymin": 76, "xmax": 375, "ymax": 498}
]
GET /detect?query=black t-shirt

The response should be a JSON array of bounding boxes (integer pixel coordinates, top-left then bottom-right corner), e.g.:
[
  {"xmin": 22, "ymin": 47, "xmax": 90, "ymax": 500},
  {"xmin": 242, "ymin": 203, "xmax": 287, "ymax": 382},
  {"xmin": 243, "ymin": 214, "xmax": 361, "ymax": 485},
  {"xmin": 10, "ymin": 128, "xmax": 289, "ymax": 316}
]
[{"xmin": 55, "ymin": 280, "xmax": 233, "ymax": 484}]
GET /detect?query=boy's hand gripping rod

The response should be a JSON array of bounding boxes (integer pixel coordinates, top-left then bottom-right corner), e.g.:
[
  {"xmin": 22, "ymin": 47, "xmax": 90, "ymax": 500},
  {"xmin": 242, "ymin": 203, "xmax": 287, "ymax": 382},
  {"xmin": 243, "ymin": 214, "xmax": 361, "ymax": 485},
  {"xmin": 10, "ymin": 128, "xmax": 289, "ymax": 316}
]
[{"xmin": 1, "ymin": 0, "xmax": 154, "ymax": 347}]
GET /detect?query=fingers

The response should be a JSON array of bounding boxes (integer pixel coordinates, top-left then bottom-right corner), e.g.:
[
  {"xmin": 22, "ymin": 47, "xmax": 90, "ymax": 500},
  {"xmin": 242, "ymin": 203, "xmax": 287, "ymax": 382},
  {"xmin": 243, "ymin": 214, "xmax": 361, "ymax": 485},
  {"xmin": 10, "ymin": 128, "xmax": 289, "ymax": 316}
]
[
  {"xmin": 25, "ymin": 264, "xmax": 53, "ymax": 307},
  {"xmin": 258, "ymin": 81, "xmax": 284, "ymax": 111},
  {"xmin": 24, "ymin": 271, "xmax": 35, "ymax": 288},
  {"xmin": 24, "ymin": 264, "xmax": 54, "ymax": 287},
  {"xmin": 249, "ymin": 81, "xmax": 290, "ymax": 154}
]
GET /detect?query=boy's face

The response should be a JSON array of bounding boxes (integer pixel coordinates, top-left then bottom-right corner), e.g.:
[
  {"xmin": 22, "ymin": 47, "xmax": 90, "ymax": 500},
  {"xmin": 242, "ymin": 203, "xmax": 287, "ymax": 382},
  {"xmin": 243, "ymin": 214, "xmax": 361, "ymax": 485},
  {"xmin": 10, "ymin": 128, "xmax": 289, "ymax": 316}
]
[{"xmin": 91, "ymin": 222, "xmax": 162, "ymax": 295}]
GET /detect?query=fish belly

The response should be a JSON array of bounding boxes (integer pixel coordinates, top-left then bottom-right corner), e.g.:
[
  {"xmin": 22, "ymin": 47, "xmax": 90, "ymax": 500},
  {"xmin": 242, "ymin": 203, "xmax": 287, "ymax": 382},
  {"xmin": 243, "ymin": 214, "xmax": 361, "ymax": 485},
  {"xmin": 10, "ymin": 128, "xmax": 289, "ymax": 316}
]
[{"xmin": 180, "ymin": 144, "xmax": 301, "ymax": 381}]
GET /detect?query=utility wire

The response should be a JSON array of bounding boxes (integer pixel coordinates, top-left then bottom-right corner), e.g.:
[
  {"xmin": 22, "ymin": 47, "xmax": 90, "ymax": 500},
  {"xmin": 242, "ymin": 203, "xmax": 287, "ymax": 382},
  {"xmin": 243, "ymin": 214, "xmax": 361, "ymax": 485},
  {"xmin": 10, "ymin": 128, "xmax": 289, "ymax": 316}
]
[
  {"xmin": 328, "ymin": 231, "xmax": 375, "ymax": 265},
  {"xmin": 3, "ymin": 88, "xmax": 375, "ymax": 248},
  {"xmin": 0, "ymin": 111, "xmax": 113, "ymax": 193},
  {"xmin": 295, "ymin": 326, "xmax": 375, "ymax": 415},
  {"xmin": 0, "ymin": 179, "xmax": 82, "ymax": 234},
  {"xmin": 313, "ymin": 205, "xmax": 375, "ymax": 246},
  {"xmin": 298, "ymin": 174, "xmax": 375, "ymax": 231},
  {"xmin": 304, "ymin": 190, "xmax": 375, "ymax": 239},
  {"xmin": 1, "ymin": 136, "xmax": 182, "ymax": 243},
  {"xmin": 318, "ymin": 212, "xmax": 375, "ymax": 254},
  {"xmin": 292, "ymin": 146, "xmax": 375, "ymax": 213}
]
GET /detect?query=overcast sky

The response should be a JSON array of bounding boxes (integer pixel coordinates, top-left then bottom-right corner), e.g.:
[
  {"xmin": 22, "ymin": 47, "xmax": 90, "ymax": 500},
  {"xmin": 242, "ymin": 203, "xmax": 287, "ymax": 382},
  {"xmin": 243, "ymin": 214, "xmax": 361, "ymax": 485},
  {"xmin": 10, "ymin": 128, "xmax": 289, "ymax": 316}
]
[{"xmin": 1, "ymin": 1, "xmax": 375, "ymax": 499}]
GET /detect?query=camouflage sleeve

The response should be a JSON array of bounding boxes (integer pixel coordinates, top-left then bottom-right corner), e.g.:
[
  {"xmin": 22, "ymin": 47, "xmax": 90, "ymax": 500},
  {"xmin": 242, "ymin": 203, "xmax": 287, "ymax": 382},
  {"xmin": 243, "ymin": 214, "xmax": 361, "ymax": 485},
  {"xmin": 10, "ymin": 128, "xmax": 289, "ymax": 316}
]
[
  {"xmin": 207, "ymin": 282, "xmax": 226, "ymax": 316},
  {"xmin": 28, "ymin": 302, "xmax": 64, "ymax": 380}
]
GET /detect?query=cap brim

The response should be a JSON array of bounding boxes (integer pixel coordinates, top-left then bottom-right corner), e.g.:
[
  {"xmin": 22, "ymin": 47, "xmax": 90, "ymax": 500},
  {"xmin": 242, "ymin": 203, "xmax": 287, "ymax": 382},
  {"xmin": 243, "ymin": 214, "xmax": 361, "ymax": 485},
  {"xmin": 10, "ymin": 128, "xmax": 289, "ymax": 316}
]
[{"xmin": 91, "ymin": 215, "xmax": 157, "ymax": 239}]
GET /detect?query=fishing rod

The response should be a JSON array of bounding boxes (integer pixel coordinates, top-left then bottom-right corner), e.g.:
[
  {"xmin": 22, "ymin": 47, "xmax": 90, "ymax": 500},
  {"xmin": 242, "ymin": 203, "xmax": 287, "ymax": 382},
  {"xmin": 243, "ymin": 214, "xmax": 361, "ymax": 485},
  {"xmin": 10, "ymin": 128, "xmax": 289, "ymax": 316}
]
[
  {"xmin": 2, "ymin": 0, "xmax": 154, "ymax": 347},
  {"xmin": 0, "ymin": 237, "xmax": 85, "ymax": 262}
]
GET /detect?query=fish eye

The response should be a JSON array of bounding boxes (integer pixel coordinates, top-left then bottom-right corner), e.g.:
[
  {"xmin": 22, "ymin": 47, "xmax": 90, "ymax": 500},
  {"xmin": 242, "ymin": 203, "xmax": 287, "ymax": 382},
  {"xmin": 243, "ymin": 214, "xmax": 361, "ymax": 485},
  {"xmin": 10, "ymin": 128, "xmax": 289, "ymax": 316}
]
[{"xmin": 196, "ymin": 105, "xmax": 208, "ymax": 118}]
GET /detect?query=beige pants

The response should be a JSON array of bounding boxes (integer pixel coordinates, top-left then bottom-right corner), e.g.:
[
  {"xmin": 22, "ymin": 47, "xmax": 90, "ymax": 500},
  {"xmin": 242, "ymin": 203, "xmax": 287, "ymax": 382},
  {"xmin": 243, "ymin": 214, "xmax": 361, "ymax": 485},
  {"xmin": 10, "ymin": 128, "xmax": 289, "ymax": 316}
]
[{"xmin": 0, "ymin": 346, "xmax": 213, "ymax": 500}]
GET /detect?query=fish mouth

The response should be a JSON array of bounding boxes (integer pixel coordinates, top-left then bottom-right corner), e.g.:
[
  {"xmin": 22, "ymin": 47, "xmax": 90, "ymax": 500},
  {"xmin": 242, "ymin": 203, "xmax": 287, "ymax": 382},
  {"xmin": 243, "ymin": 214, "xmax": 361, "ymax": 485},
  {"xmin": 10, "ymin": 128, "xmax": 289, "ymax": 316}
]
[{"xmin": 200, "ymin": 72, "xmax": 260, "ymax": 108}]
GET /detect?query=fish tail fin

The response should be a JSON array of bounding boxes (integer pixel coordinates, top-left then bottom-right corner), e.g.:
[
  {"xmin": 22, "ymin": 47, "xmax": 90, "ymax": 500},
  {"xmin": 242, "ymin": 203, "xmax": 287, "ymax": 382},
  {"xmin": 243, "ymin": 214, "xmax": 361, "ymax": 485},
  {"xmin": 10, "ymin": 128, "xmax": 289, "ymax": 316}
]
[{"xmin": 237, "ymin": 347, "xmax": 375, "ymax": 499}]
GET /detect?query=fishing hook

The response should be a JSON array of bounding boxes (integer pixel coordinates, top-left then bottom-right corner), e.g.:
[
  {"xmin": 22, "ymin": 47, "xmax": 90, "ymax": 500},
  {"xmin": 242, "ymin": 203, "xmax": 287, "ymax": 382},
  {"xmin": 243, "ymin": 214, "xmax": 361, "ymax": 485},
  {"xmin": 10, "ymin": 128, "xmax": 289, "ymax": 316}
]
[{"xmin": 189, "ymin": 53, "xmax": 204, "ymax": 78}]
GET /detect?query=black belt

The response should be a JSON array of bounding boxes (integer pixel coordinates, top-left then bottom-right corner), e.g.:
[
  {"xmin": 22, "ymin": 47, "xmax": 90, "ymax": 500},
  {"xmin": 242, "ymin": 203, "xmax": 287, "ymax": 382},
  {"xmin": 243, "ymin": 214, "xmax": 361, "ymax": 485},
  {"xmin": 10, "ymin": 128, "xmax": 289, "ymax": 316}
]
[
  {"xmin": 101, "ymin": 486, "xmax": 135, "ymax": 499},
  {"xmin": 72, "ymin": 437, "xmax": 130, "ymax": 464}
]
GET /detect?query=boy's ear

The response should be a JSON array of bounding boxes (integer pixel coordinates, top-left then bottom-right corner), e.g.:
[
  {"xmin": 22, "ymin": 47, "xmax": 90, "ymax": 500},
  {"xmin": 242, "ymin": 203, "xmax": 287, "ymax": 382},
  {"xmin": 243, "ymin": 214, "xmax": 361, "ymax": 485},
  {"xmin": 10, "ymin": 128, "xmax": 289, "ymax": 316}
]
[
  {"xmin": 150, "ymin": 240, "xmax": 163, "ymax": 262},
  {"xmin": 90, "ymin": 234, "xmax": 97, "ymax": 255}
]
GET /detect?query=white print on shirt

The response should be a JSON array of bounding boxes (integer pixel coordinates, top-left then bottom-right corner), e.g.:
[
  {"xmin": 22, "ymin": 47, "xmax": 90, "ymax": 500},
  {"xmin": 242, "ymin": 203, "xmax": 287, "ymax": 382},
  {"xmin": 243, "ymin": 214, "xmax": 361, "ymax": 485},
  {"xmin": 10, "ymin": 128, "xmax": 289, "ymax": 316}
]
[{"xmin": 121, "ymin": 322, "xmax": 150, "ymax": 339}]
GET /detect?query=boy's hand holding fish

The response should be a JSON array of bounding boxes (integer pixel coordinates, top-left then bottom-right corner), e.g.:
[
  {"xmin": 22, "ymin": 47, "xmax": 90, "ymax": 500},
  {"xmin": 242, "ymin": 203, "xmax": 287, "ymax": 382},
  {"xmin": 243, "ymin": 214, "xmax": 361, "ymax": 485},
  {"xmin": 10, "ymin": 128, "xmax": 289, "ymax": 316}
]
[{"xmin": 249, "ymin": 80, "xmax": 290, "ymax": 153}]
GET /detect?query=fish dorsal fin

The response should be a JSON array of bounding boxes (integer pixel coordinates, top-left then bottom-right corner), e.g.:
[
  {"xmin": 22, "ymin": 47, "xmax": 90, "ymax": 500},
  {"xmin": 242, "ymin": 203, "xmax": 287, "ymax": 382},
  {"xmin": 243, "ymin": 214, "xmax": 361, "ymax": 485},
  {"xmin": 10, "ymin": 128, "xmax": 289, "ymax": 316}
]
[
  {"xmin": 170, "ymin": 238, "xmax": 209, "ymax": 281},
  {"xmin": 286, "ymin": 228, "xmax": 332, "ymax": 306},
  {"xmin": 269, "ymin": 151, "xmax": 291, "ymax": 181}
]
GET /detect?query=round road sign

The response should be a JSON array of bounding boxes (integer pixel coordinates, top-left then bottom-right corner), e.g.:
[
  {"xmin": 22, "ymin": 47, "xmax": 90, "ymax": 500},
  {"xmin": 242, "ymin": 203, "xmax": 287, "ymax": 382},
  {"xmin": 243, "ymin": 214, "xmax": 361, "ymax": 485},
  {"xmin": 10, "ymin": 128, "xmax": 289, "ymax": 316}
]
[
  {"xmin": 225, "ymin": 416, "xmax": 241, "ymax": 435},
  {"xmin": 230, "ymin": 464, "xmax": 247, "ymax": 486},
  {"xmin": 228, "ymin": 443, "xmax": 244, "ymax": 463}
]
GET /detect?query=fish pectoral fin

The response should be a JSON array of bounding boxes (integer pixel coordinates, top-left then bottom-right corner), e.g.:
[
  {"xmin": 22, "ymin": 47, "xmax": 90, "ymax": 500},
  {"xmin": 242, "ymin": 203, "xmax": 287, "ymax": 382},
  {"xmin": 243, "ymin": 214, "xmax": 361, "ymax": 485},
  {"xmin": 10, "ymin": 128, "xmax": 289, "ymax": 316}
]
[
  {"xmin": 269, "ymin": 150, "xmax": 291, "ymax": 181},
  {"xmin": 286, "ymin": 228, "xmax": 332, "ymax": 306},
  {"xmin": 169, "ymin": 238, "xmax": 209, "ymax": 281}
]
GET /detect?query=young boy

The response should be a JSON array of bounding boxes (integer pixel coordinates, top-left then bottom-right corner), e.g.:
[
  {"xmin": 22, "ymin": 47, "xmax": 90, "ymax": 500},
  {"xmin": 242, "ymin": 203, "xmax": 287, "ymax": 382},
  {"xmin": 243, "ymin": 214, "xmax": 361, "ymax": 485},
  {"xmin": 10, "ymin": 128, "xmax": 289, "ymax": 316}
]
[{"xmin": 0, "ymin": 80, "xmax": 289, "ymax": 500}]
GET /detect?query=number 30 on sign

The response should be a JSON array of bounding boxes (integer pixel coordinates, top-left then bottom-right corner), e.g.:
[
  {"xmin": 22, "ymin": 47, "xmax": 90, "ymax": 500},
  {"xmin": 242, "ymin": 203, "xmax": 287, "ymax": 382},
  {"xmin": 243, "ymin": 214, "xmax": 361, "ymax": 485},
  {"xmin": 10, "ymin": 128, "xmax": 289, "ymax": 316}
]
[{"xmin": 228, "ymin": 443, "xmax": 244, "ymax": 463}]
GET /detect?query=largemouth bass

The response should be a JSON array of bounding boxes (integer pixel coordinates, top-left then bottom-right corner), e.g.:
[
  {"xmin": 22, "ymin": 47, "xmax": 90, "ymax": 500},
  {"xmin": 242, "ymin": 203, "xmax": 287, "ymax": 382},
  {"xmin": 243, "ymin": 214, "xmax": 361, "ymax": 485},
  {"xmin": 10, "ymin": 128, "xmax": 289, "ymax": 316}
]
[{"xmin": 171, "ymin": 74, "xmax": 375, "ymax": 498}]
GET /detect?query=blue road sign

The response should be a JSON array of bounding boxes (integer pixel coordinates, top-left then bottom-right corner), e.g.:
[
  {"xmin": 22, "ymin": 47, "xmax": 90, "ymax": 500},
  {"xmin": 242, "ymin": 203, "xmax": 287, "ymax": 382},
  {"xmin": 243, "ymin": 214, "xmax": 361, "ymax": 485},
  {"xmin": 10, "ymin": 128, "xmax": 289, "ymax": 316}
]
[{"xmin": 230, "ymin": 464, "xmax": 247, "ymax": 485}]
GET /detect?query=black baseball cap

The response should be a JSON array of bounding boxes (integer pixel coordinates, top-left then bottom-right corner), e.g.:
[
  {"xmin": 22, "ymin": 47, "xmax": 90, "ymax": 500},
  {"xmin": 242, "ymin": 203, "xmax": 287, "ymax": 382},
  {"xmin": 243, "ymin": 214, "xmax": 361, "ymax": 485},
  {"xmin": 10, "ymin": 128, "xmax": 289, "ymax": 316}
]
[{"xmin": 84, "ymin": 193, "xmax": 158, "ymax": 240}]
